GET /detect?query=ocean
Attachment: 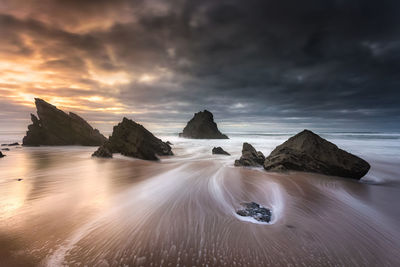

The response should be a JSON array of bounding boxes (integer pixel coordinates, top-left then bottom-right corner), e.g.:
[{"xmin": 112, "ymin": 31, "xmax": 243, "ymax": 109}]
[{"xmin": 0, "ymin": 131, "xmax": 400, "ymax": 266}]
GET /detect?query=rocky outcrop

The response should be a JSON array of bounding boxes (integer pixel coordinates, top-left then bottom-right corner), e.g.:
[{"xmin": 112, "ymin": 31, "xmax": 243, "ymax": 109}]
[
  {"xmin": 263, "ymin": 130, "xmax": 370, "ymax": 179},
  {"xmin": 236, "ymin": 202, "xmax": 272, "ymax": 223},
  {"xmin": 22, "ymin": 98, "xmax": 107, "ymax": 146},
  {"xmin": 92, "ymin": 117, "xmax": 173, "ymax": 160},
  {"xmin": 92, "ymin": 146, "xmax": 112, "ymax": 158},
  {"xmin": 212, "ymin": 147, "xmax": 230, "ymax": 155},
  {"xmin": 0, "ymin": 151, "xmax": 5, "ymax": 158},
  {"xmin": 179, "ymin": 110, "xmax": 228, "ymax": 139},
  {"xmin": 234, "ymin": 143, "xmax": 265, "ymax": 167}
]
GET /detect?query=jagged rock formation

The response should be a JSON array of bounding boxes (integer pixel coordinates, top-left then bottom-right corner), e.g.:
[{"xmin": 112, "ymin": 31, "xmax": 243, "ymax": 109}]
[
  {"xmin": 92, "ymin": 146, "xmax": 112, "ymax": 158},
  {"xmin": 263, "ymin": 129, "xmax": 370, "ymax": 179},
  {"xmin": 234, "ymin": 143, "xmax": 265, "ymax": 167},
  {"xmin": 212, "ymin": 147, "xmax": 230, "ymax": 155},
  {"xmin": 23, "ymin": 98, "xmax": 107, "ymax": 146},
  {"xmin": 179, "ymin": 110, "xmax": 228, "ymax": 139},
  {"xmin": 0, "ymin": 151, "xmax": 5, "ymax": 158},
  {"xmin": 236, "ymin": 202, "xmax": 272, "ymax": 223},
  {"xmin": 92, "ymin": 117, "xmax": 173, "ymax": 160}
]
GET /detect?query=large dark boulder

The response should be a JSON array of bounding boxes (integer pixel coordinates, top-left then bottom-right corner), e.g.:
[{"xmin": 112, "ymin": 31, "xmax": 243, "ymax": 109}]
[
  {"xmin": 22, "ymin": 98, "xmax": 107, "ymax": 146},
  {"xmin": 179, "ymin": 110, "xmax": 228, "ymax": 139},
  {"xmin": 234, "ymin": 143, "xmax": 265, "ymax": 167},
  {"xmin": 212, "ymin": 147, "xmax": 230, "ymax": 155},
  {"xmin": 263, "ymin": 130, "xmax": 370, "ymax": 179},
  {"xmin": 93, "ymin": 117, "xmax": 173, "ymax": 160}
]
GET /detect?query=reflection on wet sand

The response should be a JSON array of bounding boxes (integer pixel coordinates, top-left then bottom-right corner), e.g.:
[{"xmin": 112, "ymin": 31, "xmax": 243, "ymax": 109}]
[{"xmin": 0, "ymin": 143, "xmax": 400, "ymax": 266}]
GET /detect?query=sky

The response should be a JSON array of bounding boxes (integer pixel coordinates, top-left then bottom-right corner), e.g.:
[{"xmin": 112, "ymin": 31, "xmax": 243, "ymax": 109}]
[{"xmin": 1, "ymin": 0, "xmax": 400, "ymax": 134}]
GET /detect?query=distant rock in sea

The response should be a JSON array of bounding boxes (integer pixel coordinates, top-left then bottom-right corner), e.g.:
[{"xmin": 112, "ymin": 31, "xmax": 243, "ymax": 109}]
[
  {"xmin": 179, "ymin": 110, "xmax": 228, "ymax": 139},
  {"xmin": 212, "ymin": 147, "xmax": 230, "ymax": 155},
  {"xmin": 0, "ymin": 151, "xmax": 5, "ymax": 158},
  {"xmin": 1, "ymin": 142, "xmax": 19, "ymax": 146},
  {"xmin": 234, "ymin": 143, "xmax": 265, "ymax": 167},
  {"xmin": 92, "ymin": 117, "xmax": 173, "ymax": 160},
  {"xmin": 263, "ymin": 129, "xmax": 370, "ymax": 179},
  {"xmin": 236, "ymin": 202, "xmax": 272, "ymax": 223},
  {"xmin": 22, "ymin": 98, "xmax": 107, "ymax": 146}
]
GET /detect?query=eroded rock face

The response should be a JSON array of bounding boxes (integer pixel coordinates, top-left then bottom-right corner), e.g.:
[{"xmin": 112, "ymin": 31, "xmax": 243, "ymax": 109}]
[
  {"xmin": 22, "ymin": 98, "xmax": 107, "ymax": 146},
  {"xmin": 234, "ymin": 143, "xmax": 265, "ymax": 167},
  {"xmin": 236, "ymin": 202, "xmax": 272, "ymax": 223},
  {"xmin": 264, "ymin": 130, "xmax": 370, "ymax": 179},
  {"xmin": 93, "ymin": 117, "xmax": 173, "ymax": 160},
  {"xmin": 212, "ymin": 147, "xmax": 230, "ymax": 155},
  {"xmin": 179, "ymin": 110, "xmax": 228, "ymax": 139}
]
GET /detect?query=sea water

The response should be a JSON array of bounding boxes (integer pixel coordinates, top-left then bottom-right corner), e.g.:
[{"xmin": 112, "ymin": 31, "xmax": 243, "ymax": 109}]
[{"xmin": 0, "ymin": 131, "xmax": 399, "ymax": 266}]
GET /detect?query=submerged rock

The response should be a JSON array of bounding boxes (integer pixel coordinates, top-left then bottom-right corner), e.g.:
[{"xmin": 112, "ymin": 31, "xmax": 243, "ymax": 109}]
[
  {"xmin": 92, "ymin": 146, "xmax": 112, "ymax": 158},
  {"xmin": 1, "ymin": 148, "xmax": 10, "ymax": 151},
  {"xmin": 212, "ymin": 147, "xmax": 230, "ymax": 155},
  {"xmin": 236, "ymin": 202, "xmax": 272, "ymax": 223},
  {"xmin": 234, "ymin": 143, "xmax": 265, "ymax": 167},
  {"xmin": 93, "ymin": 117, "xmax": 173, "ymax": 160},
  {"xmin": 1, "ymin": 142, "xmax": 19, "ymax": 146},
  {"xmin": 264, "ymin": 129, "xmax": 370, "ymax": 179},
  {"xmin": 23, "ymin": 98, "xmax": 107, "ymax": 146},
  {"xmin": 179, "ymin": 110, "xmax": 228, "ymax": 139},
  {"xmin": 0, "ymin": 151, "xmax": 4, "ymax": 158}
]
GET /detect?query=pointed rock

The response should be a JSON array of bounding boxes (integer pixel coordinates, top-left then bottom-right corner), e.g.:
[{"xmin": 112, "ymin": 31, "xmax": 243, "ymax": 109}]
[
  {"xmin": 0, "ymin": 151, "xmax": 5, "ymax": 158},
  {"xmin": 22, "ymin": 98, "xmax": 107, "ymax": 146},
  {"xmin": 263, "ymin": 130, "xmax": 370, "ymax": 179},
  {"xmin": 179, "ymin": 110, "xmax": 228, "ymax": 139},
  {"xmin": 93, "ymin": 117, "xmax": 173, "ymax": 160},
  {"xmin": 234, "ymin": 143, "xmax": 265, "ymax": 167}
]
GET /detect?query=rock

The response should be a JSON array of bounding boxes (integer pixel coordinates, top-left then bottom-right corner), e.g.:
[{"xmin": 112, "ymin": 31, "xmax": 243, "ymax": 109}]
[
  {"xmin": 212, "ymin": 147, "xmax": 230, "ymax": 155},
  {"xmin": 22, "ymin": 98, "xmax": 107, "ymax": 146},
  {"xmin": 0, "ymin": 151, "xmax": 5, "ymax": 158},
  {"xmin": 234, "ymin": 143, "xmax": 265, "ymax": 167},
  {"xmin": 1, "ymin": 148, "xmax": 10, "ymax": 151},
  {"xmin": 92, "ymin": 146, "xmax": 112, "ymax": 158},
  {"xmin": 263, "ymin": 129, "xmax": 370, "ymax": 179},
  {"xmin": 179, "ymin": 110, "xmax": 228, "ymax": 139},
  {"xmin": 166, "ymin": 141, "xmax": 173, "ymax": 145},
  {"xmin": 17, "ymin": 178, "xmax": 23, "ymax": 181},
  {"xmin": 8, "ymin": 142, "xmax": 19, "ymax": 146},
  {"xmin": 236, "ymin": 202, "xmax": 272, "ymax": 223},
  {"xmin": 93, "ymin": 117, "xmax": 173, "ymax": 160}
]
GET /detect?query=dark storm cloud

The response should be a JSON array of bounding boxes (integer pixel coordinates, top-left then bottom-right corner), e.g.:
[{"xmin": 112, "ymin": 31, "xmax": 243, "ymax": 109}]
[{"xmin": 1, "ymin": 0, "xmax": 400, "ymax": 131}]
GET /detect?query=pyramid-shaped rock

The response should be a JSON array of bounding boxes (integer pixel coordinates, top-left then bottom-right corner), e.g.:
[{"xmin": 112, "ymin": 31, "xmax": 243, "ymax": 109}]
[
  {"xmin": 23, "ymin": 98, "xmax": 107, "ymax": 146},
  {"xmin": 234, "ymin": 143, "xmax": 265, "ymax": 167},
  {"xmin": 179, "ymin": 110, "xmax": 228, "ymax": 139},
  {"xmin": 93, "ymin": 117, "xmax": 173, "ymax": 160},
  {"xmin": 264, "ymin": 130, "xmax": 370, "ymax": 179}
]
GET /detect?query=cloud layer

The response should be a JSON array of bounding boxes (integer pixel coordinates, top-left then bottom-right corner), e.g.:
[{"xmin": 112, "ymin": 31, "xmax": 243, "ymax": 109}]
[{"xmin": 1, "ymin": 0, "xmax": 399, "ymax": 132}]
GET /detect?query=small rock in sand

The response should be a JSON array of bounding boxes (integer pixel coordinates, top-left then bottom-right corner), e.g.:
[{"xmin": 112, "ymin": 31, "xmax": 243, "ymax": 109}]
[
  {"xmin": 212, "ymin": 147, "xmax": 230, "ymax": 155},
  {"xmin": 236, "ymin": 202, "xmax": 272, "ymax": 223}
]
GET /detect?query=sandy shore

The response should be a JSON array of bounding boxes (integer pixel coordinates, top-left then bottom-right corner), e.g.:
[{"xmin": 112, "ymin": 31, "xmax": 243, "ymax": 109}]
[{"xmin": 0, "ymin": 137, "xmax": 400, "ymax": 266}]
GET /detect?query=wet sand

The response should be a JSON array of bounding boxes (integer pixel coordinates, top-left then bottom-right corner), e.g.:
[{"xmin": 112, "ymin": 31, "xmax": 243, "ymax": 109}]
[{"xmin": 0, "ymin": 136, "xmax": 400, "ymax": 266}]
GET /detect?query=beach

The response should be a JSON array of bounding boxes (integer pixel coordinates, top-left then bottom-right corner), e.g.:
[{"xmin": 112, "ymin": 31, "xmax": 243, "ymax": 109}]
[{"xmin": 1, "ymin": 132, "xmax": 400, "ymax": 266}]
